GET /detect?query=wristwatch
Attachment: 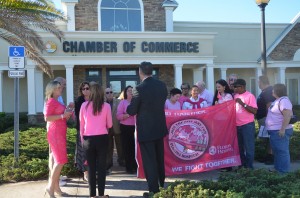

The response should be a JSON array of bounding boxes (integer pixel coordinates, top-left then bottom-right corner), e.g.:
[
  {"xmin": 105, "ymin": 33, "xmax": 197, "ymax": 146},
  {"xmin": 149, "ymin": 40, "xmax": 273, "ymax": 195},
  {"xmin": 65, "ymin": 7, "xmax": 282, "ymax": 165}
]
[{"xmin": 244, "ymin": 104, "xmax": 247, "ymax": 108}]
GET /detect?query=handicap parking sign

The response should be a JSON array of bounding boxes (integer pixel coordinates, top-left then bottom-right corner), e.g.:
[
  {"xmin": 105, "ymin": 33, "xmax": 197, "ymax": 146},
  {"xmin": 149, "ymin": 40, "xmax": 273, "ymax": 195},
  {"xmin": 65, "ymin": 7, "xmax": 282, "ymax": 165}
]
[{"xmin": 8, "ymin": 46, "xmax": 25, "ymax": 69}]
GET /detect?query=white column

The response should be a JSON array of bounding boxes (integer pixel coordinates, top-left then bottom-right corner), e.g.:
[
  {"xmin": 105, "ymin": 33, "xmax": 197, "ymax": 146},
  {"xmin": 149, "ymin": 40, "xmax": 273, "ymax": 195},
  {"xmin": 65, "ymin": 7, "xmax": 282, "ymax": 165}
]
[
  {"xmin": 165, "ymin": 7, "xmax": 174, "ymax": 32},
  {"xmin": 256, "ymin": 67, "xmax": 263, "ymax": 96},
  {"xmin": 220, "ymin": 68, "xmax": 227, "ymax": 80},
  {"xmin": 65, "ymin": 65, "xmax": 74, "ymax": 105},
  {"xmin": 173, "ymin": 64, "xmax": 183, "ymax": 88},
  {"xmin": 193, "ymin": 67, "xmax": 203, "ymax": 84},
  {"xmin": 27, "ymin": 65, "xmax": 36, "ymax": 115},
  {"xmin": 162, "ymin": 0, "xmax": 178, "ymax": 32},
  {"xmin": 62, "ymin": 0, "xmax": 78, "ymax": 31},
  {"xmin": 206, "ymin": 64, "xmax": 215, "ymax": 92},
  {"xmin": 278, "ymin": 67, "xmax": 286, "ymax": 84},
  {"xmin": 35, "ymin": 69, "xmax": 44, "ymax": 113},
  {"xmin": 0, "ymin": 71, "xmax": 3, "ymax": 112}
]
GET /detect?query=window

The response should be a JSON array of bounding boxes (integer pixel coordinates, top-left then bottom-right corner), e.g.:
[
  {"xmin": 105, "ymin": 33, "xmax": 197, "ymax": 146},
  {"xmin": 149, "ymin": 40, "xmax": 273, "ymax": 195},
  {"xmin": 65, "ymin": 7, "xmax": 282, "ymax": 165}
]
[
  {"xmin": 86, "ymin": 69, "xmax": 102, "ymax": 84},
  {"xmin": 99, "ymin": 0, "xmax": 142, "ymax": 31}
]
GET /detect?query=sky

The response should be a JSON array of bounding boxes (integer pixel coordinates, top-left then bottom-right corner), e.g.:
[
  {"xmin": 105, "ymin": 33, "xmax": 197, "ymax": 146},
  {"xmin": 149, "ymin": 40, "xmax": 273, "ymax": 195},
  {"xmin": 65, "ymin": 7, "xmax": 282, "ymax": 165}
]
[{"xmin": 53, "ymin": 0, "xmax": 300, "ymax": 23}]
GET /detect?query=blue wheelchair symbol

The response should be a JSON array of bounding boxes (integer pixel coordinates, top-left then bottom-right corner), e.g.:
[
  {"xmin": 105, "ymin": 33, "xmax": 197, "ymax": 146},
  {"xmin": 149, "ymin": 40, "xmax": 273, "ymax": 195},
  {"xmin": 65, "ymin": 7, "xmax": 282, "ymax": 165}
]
[{"xmin": 9, "ymin": 46, "xmax": 25, "ymax": 57}]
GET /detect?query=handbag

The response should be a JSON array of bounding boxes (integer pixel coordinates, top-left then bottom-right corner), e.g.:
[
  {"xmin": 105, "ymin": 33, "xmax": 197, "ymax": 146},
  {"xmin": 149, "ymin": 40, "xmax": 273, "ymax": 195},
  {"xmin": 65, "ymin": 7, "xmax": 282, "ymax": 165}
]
[
  {"xmin": 278, "ymin": 97, "xmax": 298, "ymax": 124},
  {"xmin": 258, "ymin": 125, "xmax": 269, "ymax": 138}
]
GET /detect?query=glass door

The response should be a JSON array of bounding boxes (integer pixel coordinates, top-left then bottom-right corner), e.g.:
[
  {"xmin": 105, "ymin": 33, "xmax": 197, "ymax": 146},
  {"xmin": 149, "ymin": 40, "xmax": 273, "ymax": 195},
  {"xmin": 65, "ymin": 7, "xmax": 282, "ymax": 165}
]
[{"xmin": 107, "ymin": 69, "xmax": 139, "ymax": 96}]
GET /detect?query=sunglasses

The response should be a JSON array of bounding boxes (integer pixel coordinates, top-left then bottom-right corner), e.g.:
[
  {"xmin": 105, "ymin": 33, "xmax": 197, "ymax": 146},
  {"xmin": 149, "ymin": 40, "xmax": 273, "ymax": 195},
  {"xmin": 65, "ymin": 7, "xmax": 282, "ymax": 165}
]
[
  {"xmin": 82, "ymin": 87, "xmax": 89, "ymax": 91},
  {"xmin": 181, "ymin": 87, "xmax": 189, "ymax": 90},
  {"xmin": 106, "ymin": 91, "xmax": 113, "ymax": 94},
  {"xmin": 229, "ymin": 78, "xmax": 237, "ymax": 82}
]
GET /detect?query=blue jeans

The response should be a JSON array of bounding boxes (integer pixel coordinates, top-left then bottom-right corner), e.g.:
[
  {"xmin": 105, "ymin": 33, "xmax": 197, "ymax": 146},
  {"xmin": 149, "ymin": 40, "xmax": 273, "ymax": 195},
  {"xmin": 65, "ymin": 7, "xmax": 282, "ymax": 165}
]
[
  {"xmin": 237, "ymin": 122, "xmax": 255, "ymax": 169},
  {"xmin": 268, "ymin": 128, "xmax": 293, "ymax": 173}
]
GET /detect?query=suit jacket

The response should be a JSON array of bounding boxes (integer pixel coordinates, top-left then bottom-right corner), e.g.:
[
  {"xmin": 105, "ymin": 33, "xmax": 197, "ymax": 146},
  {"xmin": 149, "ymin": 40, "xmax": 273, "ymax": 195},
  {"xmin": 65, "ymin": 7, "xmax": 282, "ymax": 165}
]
[
  {"xmin": 127, "ymin": 77, "xmax": 168, "ymax": 142},
  {"xmin": 108, "ymin": 97, "xmax": 121, "ymax": 134}
]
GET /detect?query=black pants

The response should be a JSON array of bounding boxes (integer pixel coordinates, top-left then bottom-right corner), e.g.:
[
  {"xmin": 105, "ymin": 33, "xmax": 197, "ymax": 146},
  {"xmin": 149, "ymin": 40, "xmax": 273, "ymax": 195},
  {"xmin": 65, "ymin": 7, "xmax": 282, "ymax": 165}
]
[
  {"xmin": 139, "ymin": 138, "xmax": 165, "ymax": 193},
  {"xmin": 120, "ymin": 124, "xmax": 137, "ymax": 172},
  {"xmin": 83, "ymin": 135, "xmax": 108, "ymax": 197}
]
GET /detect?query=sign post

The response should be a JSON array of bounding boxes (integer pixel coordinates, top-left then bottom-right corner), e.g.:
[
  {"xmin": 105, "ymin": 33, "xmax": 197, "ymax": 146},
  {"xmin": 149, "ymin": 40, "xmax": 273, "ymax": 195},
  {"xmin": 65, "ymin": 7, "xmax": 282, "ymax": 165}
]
[{"xmin": 9, "ymin": 46, "xmax": 25, "ymax": 163}]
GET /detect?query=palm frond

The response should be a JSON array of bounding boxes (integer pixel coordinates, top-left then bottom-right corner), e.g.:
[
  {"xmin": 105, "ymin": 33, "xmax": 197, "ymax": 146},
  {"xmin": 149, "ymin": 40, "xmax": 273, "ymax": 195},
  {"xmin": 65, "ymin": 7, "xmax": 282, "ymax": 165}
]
[{"xmin": 0, "ymin": 0, "xmax": 66, "ymax": 77}]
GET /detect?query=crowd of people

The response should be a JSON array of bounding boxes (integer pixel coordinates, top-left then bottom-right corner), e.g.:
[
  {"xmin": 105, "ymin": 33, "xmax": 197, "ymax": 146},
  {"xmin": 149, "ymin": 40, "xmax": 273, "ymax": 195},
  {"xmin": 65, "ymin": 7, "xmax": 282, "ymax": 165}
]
[{"xmin": 43, "ymin": 61, "xmax": 295, "ymax": 198}]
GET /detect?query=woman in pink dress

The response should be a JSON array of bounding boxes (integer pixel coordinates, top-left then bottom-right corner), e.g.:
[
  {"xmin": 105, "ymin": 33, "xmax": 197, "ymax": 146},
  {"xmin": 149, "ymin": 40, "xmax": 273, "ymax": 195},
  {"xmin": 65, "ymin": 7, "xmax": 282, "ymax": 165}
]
[{"xmin": 44, "ymin": 81, "xmax": 73, "ymax": 197}]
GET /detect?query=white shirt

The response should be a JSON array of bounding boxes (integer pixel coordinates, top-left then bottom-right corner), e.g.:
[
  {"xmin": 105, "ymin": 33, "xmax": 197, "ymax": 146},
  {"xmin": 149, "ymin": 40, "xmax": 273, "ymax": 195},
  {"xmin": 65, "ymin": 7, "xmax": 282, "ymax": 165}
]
[
  {"xmin": 199, "ymin": 89, "xmax": 214, "ymax": 106},
  {"xmin": 182, "ymin": 97, "xmax": 208, "ymax": 110}
]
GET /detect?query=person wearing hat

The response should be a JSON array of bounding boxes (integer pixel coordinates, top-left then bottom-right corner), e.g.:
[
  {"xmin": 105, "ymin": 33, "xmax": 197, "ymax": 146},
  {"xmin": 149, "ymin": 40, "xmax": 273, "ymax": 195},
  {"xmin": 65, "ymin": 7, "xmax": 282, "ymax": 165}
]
[{"xmin": 233, "ymin": 79, "xmax": 257, "ymax": 169}]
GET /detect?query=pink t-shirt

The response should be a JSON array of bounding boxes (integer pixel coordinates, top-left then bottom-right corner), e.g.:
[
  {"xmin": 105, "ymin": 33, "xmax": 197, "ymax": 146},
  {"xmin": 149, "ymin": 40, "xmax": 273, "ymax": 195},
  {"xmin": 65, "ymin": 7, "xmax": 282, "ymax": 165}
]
[
  {"xmin": 179, "ymin": 95, "xmax": 189, "ymax": 107},
  {"xmin": 234, "ymin": 91, "xmax": 257, "ymax": 126},
  {"xmin": 265, "ymin": 97, "xmax": 293, "ymax": 130},
  {"xmin": 116, "ymin": 99, "xmax": 135, "ymax": 125},
  {"xmin": 79, "ymin": 102, "xmax": 112, "ymax": 139},
  {"xmin": 165, "ymin": 99, "xmax": 181, "ymax": 110}
]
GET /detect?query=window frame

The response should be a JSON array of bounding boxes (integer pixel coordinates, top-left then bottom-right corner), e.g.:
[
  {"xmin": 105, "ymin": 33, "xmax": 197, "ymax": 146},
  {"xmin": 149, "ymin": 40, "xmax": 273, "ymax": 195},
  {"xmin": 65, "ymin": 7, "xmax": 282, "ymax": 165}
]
[{"xmin": 98, "ymin": 0, "xmax": 144, "ymax": 32}]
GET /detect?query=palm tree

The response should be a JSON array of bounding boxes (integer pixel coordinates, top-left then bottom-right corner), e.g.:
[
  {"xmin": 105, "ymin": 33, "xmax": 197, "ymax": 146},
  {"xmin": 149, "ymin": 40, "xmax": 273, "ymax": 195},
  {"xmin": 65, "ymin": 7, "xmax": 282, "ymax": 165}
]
[{"xmin": 0, "ymin": 0, "xmax": 66, "ymax": 78}]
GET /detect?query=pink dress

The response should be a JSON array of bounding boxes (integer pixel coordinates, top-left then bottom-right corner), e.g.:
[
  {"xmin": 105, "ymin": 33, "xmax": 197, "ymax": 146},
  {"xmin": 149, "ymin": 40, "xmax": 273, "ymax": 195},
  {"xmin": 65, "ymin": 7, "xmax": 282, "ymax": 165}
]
[{"xmin": 44, "ymin": 98, "xmax": 68, "ymax": 164}]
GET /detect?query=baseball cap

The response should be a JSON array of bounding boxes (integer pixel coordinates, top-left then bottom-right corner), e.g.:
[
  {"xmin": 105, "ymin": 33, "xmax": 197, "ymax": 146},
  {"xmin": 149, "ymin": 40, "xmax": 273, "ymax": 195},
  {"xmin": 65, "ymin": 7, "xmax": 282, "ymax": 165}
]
[{"xmin": 232, "ymin": 79, "xmax": 246, "ymax": 86}]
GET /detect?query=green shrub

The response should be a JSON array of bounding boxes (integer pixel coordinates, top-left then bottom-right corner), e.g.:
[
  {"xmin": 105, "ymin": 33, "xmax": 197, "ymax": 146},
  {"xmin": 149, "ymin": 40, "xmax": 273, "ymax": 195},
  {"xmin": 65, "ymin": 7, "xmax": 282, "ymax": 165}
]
[
  {"xmin": 0, "ymin": 113, "xmax": 28, "ymax": 134},
  {"xmin": 155, "ymin": 169, "xmax": 300, "ymax": 198},
  {"xmin": 0, "ymin": 127, "xmax": 79, "ymax": 183}
]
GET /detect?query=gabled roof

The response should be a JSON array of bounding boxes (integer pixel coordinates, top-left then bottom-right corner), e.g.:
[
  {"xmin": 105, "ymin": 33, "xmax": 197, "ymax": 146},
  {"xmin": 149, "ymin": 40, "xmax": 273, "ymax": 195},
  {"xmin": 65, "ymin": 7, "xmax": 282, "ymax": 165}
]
[{"xmin": 265, "ymin": 12, "xmax": 300, "ymax": 60}]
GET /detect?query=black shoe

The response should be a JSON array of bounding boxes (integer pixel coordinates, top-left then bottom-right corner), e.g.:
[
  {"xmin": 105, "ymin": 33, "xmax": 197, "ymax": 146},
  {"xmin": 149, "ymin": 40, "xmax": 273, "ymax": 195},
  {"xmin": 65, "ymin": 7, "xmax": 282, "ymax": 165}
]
[{"xmin": 143, "ymin": 192, "xmax": 149, "ymax": 198}]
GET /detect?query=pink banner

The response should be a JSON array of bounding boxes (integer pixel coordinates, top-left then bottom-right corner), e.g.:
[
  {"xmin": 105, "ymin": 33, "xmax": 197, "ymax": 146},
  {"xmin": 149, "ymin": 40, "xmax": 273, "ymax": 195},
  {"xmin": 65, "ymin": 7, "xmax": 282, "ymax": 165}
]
[{"xmin": 136, "ymin": 100, "xmax": 241, "ymax": 178}]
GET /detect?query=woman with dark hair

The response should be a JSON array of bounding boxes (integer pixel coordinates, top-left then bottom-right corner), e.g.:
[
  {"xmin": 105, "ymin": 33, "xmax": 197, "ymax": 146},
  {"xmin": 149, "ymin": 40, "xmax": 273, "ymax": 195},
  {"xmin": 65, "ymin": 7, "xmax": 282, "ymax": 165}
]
[
  {"xmin": 213, "ymin": 79, "xmax": 233, "ymax": 105},
  {"xmin": 265, "ymin": 83, "xmax": 293, "ymax": 173},
  {"xmin": 165, "ymin": 88, "xmax": 182, "ymax": 110},
  {"xmin": 80, "ymin": 83, "xmax": 112, "ymax": 198},
  {"xmin": 182, "ymin": 85, "xmax": 208, "ymax": 109},
  {"xmin": 74, "ymin": 81, "xmax": 90, "ymax": 181},
  {"xmin": 116, "ymin": 85, "xmax": 137, "ymax": 173},
  {"xmin": 213, "ymin": 79, "xmax": 233, "ymax": 172}
]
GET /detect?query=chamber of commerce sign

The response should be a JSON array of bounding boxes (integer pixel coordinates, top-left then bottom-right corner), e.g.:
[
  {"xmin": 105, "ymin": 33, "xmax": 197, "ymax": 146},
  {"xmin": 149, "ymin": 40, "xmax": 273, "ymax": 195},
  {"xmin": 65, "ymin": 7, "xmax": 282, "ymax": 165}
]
[{"xmin": 62, "ymin": 41, "xmax": 199, "ymax": 53}]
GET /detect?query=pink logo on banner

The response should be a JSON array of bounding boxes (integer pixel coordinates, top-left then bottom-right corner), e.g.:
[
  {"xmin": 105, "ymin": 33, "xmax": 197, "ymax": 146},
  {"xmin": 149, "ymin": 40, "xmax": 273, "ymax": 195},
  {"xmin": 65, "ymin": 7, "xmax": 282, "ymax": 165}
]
[{"xmin": 168, "ymin": 119, "xmax": 209, "ymax": 160}]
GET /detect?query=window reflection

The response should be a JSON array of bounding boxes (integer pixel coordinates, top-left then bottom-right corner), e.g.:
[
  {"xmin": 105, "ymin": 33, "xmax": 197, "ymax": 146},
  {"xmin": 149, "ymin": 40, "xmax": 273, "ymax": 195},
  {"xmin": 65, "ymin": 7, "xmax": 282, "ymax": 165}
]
[{"xmin": 101, "ymin": 0, "xmax": 142, "ymax": 31}]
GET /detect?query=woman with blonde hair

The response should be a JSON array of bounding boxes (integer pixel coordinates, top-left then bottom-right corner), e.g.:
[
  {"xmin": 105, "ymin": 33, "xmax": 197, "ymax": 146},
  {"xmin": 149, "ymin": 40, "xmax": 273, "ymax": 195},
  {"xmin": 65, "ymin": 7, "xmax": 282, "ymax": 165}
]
[
  {"xmin": 44, "ymin": 80, "xmax": 73, "ymax": 197},
  {"xmin": 80, "ymin": 83, "xmax": 112, "ymax": 198}
]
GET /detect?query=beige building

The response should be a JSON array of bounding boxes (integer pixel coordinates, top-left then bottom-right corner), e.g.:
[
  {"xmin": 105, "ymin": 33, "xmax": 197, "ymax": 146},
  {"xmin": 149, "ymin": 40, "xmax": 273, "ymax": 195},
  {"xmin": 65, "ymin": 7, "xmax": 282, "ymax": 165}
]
[{"xmin": 0, "ymin": 0, "xmax": 299, "ymax": 122}]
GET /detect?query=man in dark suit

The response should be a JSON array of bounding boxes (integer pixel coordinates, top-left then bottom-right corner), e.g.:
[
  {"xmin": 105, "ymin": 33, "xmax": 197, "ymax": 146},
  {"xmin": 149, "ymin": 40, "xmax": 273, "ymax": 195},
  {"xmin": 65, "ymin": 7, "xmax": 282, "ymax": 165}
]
[{"xmin": 127, "ymin": 61, "xmax": 168, "ymax": 196}]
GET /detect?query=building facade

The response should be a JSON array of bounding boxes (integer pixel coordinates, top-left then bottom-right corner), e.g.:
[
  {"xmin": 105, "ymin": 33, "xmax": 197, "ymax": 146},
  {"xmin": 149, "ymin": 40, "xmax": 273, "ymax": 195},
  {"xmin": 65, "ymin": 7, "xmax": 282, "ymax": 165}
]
[{"xmin": 0, "ymin": 0, "xmax": 299, "ymax": 123}]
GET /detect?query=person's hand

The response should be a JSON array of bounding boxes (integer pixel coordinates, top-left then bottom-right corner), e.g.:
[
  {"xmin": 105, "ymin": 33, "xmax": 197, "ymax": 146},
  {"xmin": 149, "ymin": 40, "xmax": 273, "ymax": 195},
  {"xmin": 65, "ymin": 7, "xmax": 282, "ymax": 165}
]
[
  {"xmin": 279, "ymin": 129, "xmax": 285, "ymax": 137},
  {"xmin": 235, "ymin": 98, "xmax": 243, "ymax": 105},
  {"xmin": 64, "ymin": 111, "xmax": 73, "ymax": 120},
  {"xmin": 123, "ymin": 113, "xmax": 130, "ymax": 120},
  {"xmin": 68, "ymin": 102, "xmax": 75, "ymax": 108}
]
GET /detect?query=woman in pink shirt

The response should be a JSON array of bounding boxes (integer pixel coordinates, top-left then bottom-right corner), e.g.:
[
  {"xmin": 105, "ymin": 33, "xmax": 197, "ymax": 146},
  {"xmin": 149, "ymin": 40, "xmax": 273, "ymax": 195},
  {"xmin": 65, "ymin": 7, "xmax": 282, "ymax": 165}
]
[
  {"xmin": 212, "ymin": 79, "xmax": 233, "ymax": 105},
  {"xmin": 117, "ymin": 85, "xmax": 137, "ymax": 174},
  {"xmin": 165, "ymin": 88, "xmax": 182, "ymax": 110},
  {"xmin": 265, "ymin": 84, "xmax": 293, "ymax": 173},
  {"xmin": 80, "ymin": 83, "xmax": 112, "ymax": 198}
]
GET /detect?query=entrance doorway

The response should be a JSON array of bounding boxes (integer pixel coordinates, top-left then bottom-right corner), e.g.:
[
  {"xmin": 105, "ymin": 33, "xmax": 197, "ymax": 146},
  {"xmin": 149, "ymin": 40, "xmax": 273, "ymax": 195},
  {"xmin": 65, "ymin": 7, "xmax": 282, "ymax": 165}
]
[{"xmin": 107, "ymin": 69, "xmax": 139, "ymax": 95}]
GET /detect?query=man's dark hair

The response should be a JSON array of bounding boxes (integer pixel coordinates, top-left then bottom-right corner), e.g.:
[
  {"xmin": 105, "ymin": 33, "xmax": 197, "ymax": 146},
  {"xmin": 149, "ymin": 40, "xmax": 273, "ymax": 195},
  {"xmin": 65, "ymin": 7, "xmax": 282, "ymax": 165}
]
[
  {"xmin": 259, "ymin": 75, "xmax": 269, "ymax": 85},
  {"xmin": 140, "ymin": 61, "xmax": 153, "ymax": 76}
]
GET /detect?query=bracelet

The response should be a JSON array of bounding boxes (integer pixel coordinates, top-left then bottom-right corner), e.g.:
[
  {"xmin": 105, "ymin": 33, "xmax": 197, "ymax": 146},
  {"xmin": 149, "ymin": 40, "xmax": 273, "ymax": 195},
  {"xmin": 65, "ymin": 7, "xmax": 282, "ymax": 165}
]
[{"xmin": 60, "ymin": 114, "xmax": 64, "ymax": 120}]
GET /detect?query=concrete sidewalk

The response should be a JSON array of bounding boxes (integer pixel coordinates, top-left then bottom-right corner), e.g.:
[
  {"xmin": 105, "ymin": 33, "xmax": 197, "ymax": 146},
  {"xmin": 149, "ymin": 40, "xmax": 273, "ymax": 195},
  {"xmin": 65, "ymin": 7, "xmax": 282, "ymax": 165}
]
[{"xmin": 0, "ymin": 161, "xmax": 299, "ymax": 198}]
